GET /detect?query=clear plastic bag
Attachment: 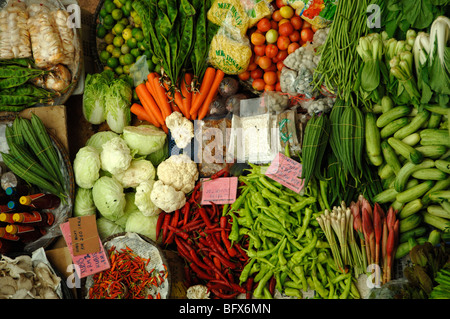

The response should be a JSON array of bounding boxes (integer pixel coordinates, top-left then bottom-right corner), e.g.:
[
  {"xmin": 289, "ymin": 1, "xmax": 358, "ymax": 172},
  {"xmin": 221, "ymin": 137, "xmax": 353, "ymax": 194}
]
[
  {"xmin": 207, "ymin": 0, "xmax": 250, "ymax": 38},
  {"xmin": 0, "ymin": 0, "xmax": 32, "ymax": 59},
  {"xmin": 52, "ymin": 8, "xmax": 75, "ymax": 66},
  {"xmin": 129, "ymin": 55, "xmax": 150, "ymax": 87},
  {"xmin": 241, "ymin": 0, "xmax": 273, "ymax": 28}
]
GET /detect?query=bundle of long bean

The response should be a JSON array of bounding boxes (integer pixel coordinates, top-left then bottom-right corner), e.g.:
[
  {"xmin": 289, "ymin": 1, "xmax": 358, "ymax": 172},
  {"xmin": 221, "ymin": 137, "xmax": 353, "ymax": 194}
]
[{"xmin": 312, "ymin": 0, "xmax": 371, "ymax": 106}]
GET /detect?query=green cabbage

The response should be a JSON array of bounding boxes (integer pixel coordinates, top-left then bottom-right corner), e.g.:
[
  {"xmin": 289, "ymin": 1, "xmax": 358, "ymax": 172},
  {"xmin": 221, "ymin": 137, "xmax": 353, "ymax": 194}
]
[
  {"xmin": 125, "ymin": 211, "xmax": 159, "ymax": 241},
  {"xmin": 122, "ymin": 125, "xmax": 167, "ymax": 156},
  {"xmin": 135, "ymin": 180, "xmax": 161, "ymax": 217},
  {"xmin": 92, "ymin": 176, "xmax": 126, "ymax": 222},
  {"xmin": 86, "ymin": 131, "xmax": 120, "ymax": 152},
  {"xmin": 114, "ymin": 159, "xmax": 156, "ymax": 188},
  {"xmin": 73, "ymin": 146, "xmax": 101, "ymax": 189},
  {"xmin": 73, "ymin": 187, "xmax": 96, "ymax": 217},
  {"xmin": 96, "ymin": 217, "xmax": 124, "ymax": 240},
  {"xmin": 105, "ymin": 78, "xmax": 132, "ymax": 134},
  {"xmin": 115, "ymin": 192, "xmax": 140, "ymax": 228},
  {"xmin": 146, "ymin": 138, "xmax": 169, "ymax": 167},
  {"xmin": 82, "ymin": 70, "xmax": 114, "ymax": 124}
]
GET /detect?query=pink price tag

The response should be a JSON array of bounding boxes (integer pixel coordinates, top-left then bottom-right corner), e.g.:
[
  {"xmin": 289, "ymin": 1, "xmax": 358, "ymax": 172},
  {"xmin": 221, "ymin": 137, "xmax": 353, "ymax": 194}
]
[
  {"xmin": 60, "ymin": 221, "xmax": 110, "ymax": 278},
  {"xmin": 265, "ymin": 152, "xmax": 305, "ymax": 193},
  {"xmin": 201, "ymin": 177, "xmax": 238, "ymax": 205}
]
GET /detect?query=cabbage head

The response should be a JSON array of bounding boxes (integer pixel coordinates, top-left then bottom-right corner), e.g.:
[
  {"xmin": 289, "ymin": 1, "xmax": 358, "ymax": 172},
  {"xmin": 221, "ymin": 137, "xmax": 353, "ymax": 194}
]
[
  {"xmin": 73, "ymin": 187, "xmax": 96, "ymax": 217},
  {"xmin": 135, "ymin": 180, "xmax": 161, "ymax": 217},
  {"xmin": 114, "ymin": 159, "xmax": 156, "ymax": 188},
  {"xmin": 73, "ymin": 146, "xmax": 101, "ymax": 189},
  {"xmin": 86, "ymin": 131, "xmax": 120, "ymax": 152},
  {"xmin": 92, "ymin": 176, "xmax": 126, "ymax": 222},
  {"xmin": 100, "ymin": 137, "xmax": 132, "ymax": 175},
  {"xmin": 122, "ymin": 125, "xmax": 166, "ymax": 156},
  {"xmin": 115, "ymin": 192, "xmax": 139, "ymax": 228},
  {"xmin": 105, "ymin": 78, "xmax": 132, "ymax": 134},
  {"xmin": 96, "ymin": 217, "xmax": 124, "ymax": 240},
  {"xmin": 125, "ymin": 211, "xmax": 159, "ymax": 241},
  {"xmin": 82, "ymin": 70, "xmax": 114, "ymax": 124}
]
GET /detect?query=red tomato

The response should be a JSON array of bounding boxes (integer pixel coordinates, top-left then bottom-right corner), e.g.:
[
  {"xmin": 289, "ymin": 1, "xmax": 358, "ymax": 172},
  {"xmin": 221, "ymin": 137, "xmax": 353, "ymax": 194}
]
[
  {"xmin": 289, "ymin": 30, "xmax": 301, "ymax": 42},
  {"xmin": 300, "ymin": 28, "xmax": 314, "ymax": 43},
  {"xmin": 288, "ymin": 42, "xmax": 300, "ymax": 54},
  {"xmin": 277, "ymin": 61, "xmax": 284, "ymax": 71},
  {"xmin": 277, "ymin": 36, "xmax": 290, "ymax": 51},
  {"xmin": 272, "ymin": 10, "xmax": 283, "ymax": 22},
  {"xmin": 278, "ymin": 21, "xmax": 294, "ymax": 36},
  {"xmin": 252, "ymin": 78, "xmax": 266, "ymax": 91},
  {"xmin": 277, "ymin": 70, "xmax": 281, "ymax": 81},
  {"xmin": 272, "ymin": 56, "xmax": 279, "ymax": 63},
  {"xmin": 276, "ymin": 50, "xmax": 288, "ymax": 62},
  {"xmin": 265, "ymin": 44, "xmax": 279, "ymax": 59},
  {"xmin": 290, "ymin": 15, "xmax": 303, "ymax": 30},
  {"xmin": 302, "ymin": 20, "xmax": 312, "ymax": 28},
  {"xmin": 263, "ymin": 71, "xmax": 277, "ymax": 85},
  {"xmin": 271, "ymin": 20, "xmax": 278, "ymax": 30},
  {"xmin": 265, "ymin": 63, "xmax": 277, "ymax": 72},
  {"xmin": 250, "ymin": 68, "xmax": 263, "ymax": 79},
  {"xmin": 238, "ymin": 71, "xmax": 250, "ymax": 81},
  {"xmin": 264, "ymin": 84, "xmax": 276, "ymax": 92},
  {"xmin": 275, "ymin": 82, "xmax": 282, "ymax": 91},
  {"xmin": 254, "ymin": 44, "xmax": 266, "ymax": 56},
  {"xmin": 251, "ymin": 32, "xmax": 266, "ymax": 46},
  {"xmin": 257, "ymin": 18, "xmax": 271, "ymax": 33},
  {"xmin": 258, "ymin": 56, "xmax": 272, "ymax": 70},
  {"xmin": 276, "ymin": 0, "xmax": 285, "ymax": 8},
  {"xmin": 278, "ymin": 19, "xmax": 290, "ymax": 26},
  {"xmin": 311, "ymin": 24, "xmax": 319, "ymax": 33},
  {"xmin": 247, "ymin": 62, "xmax": 258, "ymax": 71}
]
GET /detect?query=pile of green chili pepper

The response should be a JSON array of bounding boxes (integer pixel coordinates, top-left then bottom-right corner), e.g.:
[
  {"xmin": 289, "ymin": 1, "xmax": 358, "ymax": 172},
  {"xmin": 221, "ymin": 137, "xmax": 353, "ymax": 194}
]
[
  {"xmin": 226, "ymin": 163, "xmax": 362, "ymax": 299},
  {"xmin": 0, "ymin": 58, "xmax": 56, "ymax": 112}
]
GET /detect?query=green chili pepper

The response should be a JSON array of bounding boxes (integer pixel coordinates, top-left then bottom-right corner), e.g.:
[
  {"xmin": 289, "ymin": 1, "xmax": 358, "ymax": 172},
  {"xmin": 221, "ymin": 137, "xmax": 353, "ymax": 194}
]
[
  {"xmin": 339, "ymin": 276, "xmax": 352, "ymax": 299},
  {"xmin": 230, "ymin": 187, "xmax": 250, "ymax": 212},
  {"xmin": 312, "ymin": 267, "xmax": 329, "ymax": 299},
  {"xmin": 253, "ymin": 269, "xmax": 274, "ymax": 298},
  {"xmin": 252, "ymin": 191, "xmax": 267, "ymax": 207},
  {"xmin": 284, "ymin": 287, "xmax": 302, "ymax": 298},
  {"xmin": 228, "ymin": 212, "xmax": 240, "ymax": 244},
  {"xmin": 259, "ymin": 176, "xmax": 283, "ymax": 194},
  {"xmin": 292, "ymin": 231, "xmax": 318, "ymax": 264},
  {"xmin": 292, "ymin": 265, "xmax": 308, "ymax": 291},
  {"xmin": 296, "ymin": 207, "xmax": 313, "ymax": 240},
  {"xmin": 261, "ymin": 188, "xmax": 292, "ymax": 206},
  {"xmin": 291, "ymin": 197, "xmax": 317, "ymax": 212},
  {"xmin": 239, "ymin": 258, "xmax": 255, "ymax": 284},
  {"xmin": 278, "ymin": 237, "xmax": 287, "ymax": 266}
]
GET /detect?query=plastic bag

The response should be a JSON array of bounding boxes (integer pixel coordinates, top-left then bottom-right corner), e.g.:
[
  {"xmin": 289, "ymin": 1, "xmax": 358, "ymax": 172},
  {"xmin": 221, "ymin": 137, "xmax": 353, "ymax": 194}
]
[
  {"xmin": 290, "ymin": 0, "xmax": 338, "ymax": 29},
  {"xmin": 207, "ymin": 0, "xmax": 250, "ymax": 38},
  {"xmin": 52, "ymin": 9, "xmax": 75, "ymax": 66},
  {"xmin": 0, "ymin": 0, "xmax": 32, "ymax": 59},
  {"xmin": 279, "ymin": 67, "xmax": 298, "ymax": 95},
  {"xmin": 241, "ymin": 0, "xmax": 273, "ymax": 28},
  {"xmin": 129, "ymin": 55, "xmax": 150, "ymax": 87},
  {"xmin": 208, "ymin": 26, "xmax": 252, "ymax": 75},
  {"xmin": 263, "ymin": 91, "xmax": 290, "ymax": 113}
]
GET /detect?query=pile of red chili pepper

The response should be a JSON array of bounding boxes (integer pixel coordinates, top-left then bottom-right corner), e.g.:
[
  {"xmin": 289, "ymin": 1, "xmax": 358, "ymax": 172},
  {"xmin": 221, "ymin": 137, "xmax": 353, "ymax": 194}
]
[
  {"xmin": 88, "ymin": 246, "xmax": 168, "ymax": 299},
  {"xmin": 156, "ymin": 168, "xmax": 251, "ymax": 299}
]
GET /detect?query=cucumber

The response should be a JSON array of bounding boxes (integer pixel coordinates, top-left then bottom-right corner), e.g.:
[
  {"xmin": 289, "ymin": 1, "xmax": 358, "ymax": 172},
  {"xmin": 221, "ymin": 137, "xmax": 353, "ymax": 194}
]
[
  {"xmin": 412, "ymin": 168, "xmax": 447, "ymax": 180},
  {"xmin": 423, "ymin": 212, "xmax": 450, "ymax": 231},
  {"xmin": 427, "ymin": 113, "xmax": 442, "ymax": 129},
  {"xmin": 394, "ymin": 109, "xmax": 431, "ymax": 140},
  {"xmin": 423, "ymin": 105, "xmax": 450, "ymax": 115},
  {"xmin": 419, "ymin": 129, "xmax": 450, "ymax": 147},
  {"xmin": 381, "ymin": 140, "xmax": 402, "ymax": 175},
  {"xmin": 399, "ymin": 226, "xmax": 428, "ymax": 243},
  {"xmin": 388, "ymin": 137, "xmax": 424, "ymax": 164},
  {"xmin": 401, "ymin": 133, "xmax": 420, "ymax": 146},
  {"xmin": 427, "ymin": 205, "xmax": 450, "ymax": 219},
  {"xmin": 376, "ymin": 106, "xmax": 411, "ymax": 128},
  {"xmin": 393, "ymin": 159, "xmax": 435, "ymax": 192},
  {"xmin": 396, "ymin": 180, "xmax": 435, "ymax": 203},
  {"xmin": 414, "ymin": 145, "xmax": 447, "ymax": 159},
  {"xmin": 422, "ymin": 177, "xmax": 450, "ymax": 205},
  {"xmin": 373, "ymin": 188, "xmax": 398, "ymax": 204},
  {"xmin": 427, "ymin": 230, "xmax": 441, "ymax": 246},
  {"xmin": 380, "ymin": 117, "xmax": 409, "ymax": 139},
  {"xmin": 379, "ymin": 163, "xmax": 395, "ymax": 180},
  {"xmin": 365, "ymin": 112, "xmax": 383, "ymax": 166},
  {"xmin": 395, "ymin": 237, "xmax": 427, "ymax": 259},
  {"xmin": 428, "ymin": 190, "xmax": 450, "ymax": 202},
  {"xmin": 391, "ymin": 200, "xmax": 404, "ymax": 211},
  {"xmin": 435, "ymin": 160, "xmax": 450, "ymax": 174},
  {"xmin": 399, "ymin": 212, "xmax": 423, "ymax": 233},
  {"xmin": 380, "ymin": 96, "xmax": 394, "ymax": 113},
  {"xmin": 399, "ymin": 199, "xmax": 423, "ymax": 219}
]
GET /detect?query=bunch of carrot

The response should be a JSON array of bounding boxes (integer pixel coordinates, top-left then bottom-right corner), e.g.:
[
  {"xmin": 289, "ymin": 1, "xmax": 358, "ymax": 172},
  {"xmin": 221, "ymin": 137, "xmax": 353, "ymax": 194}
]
[{"xmin": 130, "ymin": 67, "xmax": 225, "ymax": 131}]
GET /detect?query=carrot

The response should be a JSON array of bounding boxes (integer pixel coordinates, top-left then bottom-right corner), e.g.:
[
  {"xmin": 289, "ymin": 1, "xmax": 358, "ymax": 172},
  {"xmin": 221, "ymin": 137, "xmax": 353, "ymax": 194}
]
[
  {"xmin": 172, "ymin": 90, "xmax": 187, "ymax": 117},
  {"xmin": 130, "ymin": 103, "xmax": 159, "ymax": 126},
  {"xmin": 181, "ymin": 73, "xmax": 193, "ymax": 119},
  {"xmin": 171, "ymin": 101, "xmax": 182, "ymax": 113},
  {"xmin": 153, "ymin": 76, "xmax": 172, "ymax": 120},
  {"xmin": 161, "ymin": 123, "xmax": 169, "ymax": 134},
  {"xmin": 190, "ymin": 67, "xmax": 216, "ymax": 117},
  {"xmin": 197, "ymin": 69, "xmax": 225, "ymax": 120},
  {"xmin": 135, "ymin": 83, "xmax": 164, "ymax": 126}
]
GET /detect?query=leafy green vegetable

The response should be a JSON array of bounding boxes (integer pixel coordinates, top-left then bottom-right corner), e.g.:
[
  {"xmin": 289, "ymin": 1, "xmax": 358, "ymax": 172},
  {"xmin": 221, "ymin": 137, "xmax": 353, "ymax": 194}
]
[
  {"xmin": 73, "ymin": 146, "xmax": 102, "ymax": 189},
  {"xmin": 122, "ymin": 125, "xmax": 167, "ymax": 156},
  {"xmin": 92, "ymin": 176, "xmax": 126, "ymax": 222},
  {"xmin": 105, "ymin": 78, "xmax": 132, "ymax": 134},
  {"xmin": 82, "ymin": 70, "xmax": 114, "ymax": 124},
  {"xmin": 73, "ymin": 187, "xmax": 96, "ymax": 217},
  {"xmin": 85, "ymin": 131, "xmax": 120, "ymax": 152}
]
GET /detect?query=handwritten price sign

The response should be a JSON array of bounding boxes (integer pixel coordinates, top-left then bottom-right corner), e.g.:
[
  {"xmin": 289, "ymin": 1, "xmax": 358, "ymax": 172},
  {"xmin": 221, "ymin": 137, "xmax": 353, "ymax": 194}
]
[
  {"xmin": 265, "ymin": 152, "xmax": 305, "ymax": 193},
  {"xmin": 201, "ymin": 177, "xmax": 238, "ymax": 205}
]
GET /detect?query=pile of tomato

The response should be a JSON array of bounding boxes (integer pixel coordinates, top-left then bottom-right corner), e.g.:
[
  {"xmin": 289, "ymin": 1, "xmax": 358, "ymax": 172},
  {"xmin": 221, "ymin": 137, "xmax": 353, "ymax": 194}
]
[{"xmin": 238, "ymin": 0, "xmax": 317, "ymax": 92}]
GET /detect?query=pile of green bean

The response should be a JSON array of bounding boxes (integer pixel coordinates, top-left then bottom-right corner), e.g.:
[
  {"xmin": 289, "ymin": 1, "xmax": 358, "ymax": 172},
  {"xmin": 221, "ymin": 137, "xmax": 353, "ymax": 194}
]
[
  {"xmin": 227, "ymin": 164, "xmax": 361, "ymax": 299},
  {"xmin": 0, "ymin": 58, "xmax": 55, "ymax": 112}
]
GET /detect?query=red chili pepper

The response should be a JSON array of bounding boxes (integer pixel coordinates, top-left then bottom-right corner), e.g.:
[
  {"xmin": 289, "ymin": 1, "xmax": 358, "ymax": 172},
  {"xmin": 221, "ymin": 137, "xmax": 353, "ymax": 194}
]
[
  {"xmin": 155, "ymin": 211, "xmax": 166, "ymax": 241},
  {"xmin": 221, "ymin": 229, "xmax": 237, "ymax": 257},
  {"xmin": 190, "ymin": 262, "xmax": 214, "ymax": 281},
  {"xmin": 233, "ymin": 242, "xmax": 248, "ymax": 261},
  {"xmin": 210, "ymin": 289, "xmax": 239, "ymax": 299},
  {"xmin": 182, "ymin": 202, "xmax": 190, "ymax": 226},
  {"xmin": 190, "ymin": 249, "xmax": 210, "ymax": 270},
  {"xmin": 166, "ymin": 225, "xmax": 189, "ymax": 240},
  {"xmin": 231, "ymin": 283, "xmax": 246, "ymax": 294},
  {"xmin": 205, "ymin": 231, "xmax": 231, "ymax": 259},
  {"xmin": 199, "ymin": 207, "xmax": 215, "ymax": 228},
  {"xmin": 269, "ymin": 275, "xmax": 276, "ymax": 296},
  {"xmin": 246, "ymin": 277, "xmax": 254, "ymax": 299},
  {"xmin": 210, "ymin": 167, "xmax": 228, "ymax": 179},
  {"xmin": 202, "ymin": 255, "xmax": 231, "ymax": 284},
  {"xmin": 161, "ymin": 213, "xmax": 172, "ymax": 242},
  {"xmin": 213, "ymin": 256, "xmax": 222, "ymax": 271},
  {"xmin": 209, "ymin": 251, "xmax": 236, "ymax": 269}
]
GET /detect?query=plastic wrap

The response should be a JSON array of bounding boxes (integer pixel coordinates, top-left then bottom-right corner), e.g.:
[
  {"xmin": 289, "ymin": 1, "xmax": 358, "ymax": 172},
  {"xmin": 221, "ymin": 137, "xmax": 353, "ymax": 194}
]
[
  {"xmin": 0, "ymin": 0, "xmax": 32, "ymax": 59},
  {"xmin": 52, "ymin": 9, "xmax": 75, "ymax": 66},
  {"xmin": 207, "ymin": 0, "xmax": 250, "ymax": 38},
  {"xmin": 241, "ymin": 0, "xmax": 273, "ymax": 28}
]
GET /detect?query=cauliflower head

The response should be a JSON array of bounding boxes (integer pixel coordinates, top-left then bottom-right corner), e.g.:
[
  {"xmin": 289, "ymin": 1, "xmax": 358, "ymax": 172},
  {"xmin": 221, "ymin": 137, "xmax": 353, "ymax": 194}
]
[
  {"xmin": 114, "ymin": 159, "xmax": 156, "ymax": 188},
  {"xmin": 100, "ymin": 137, "xmax": 132, "ymax": 175},
  {"xmin": 157, "ymin": 154, "xmax": 199, "ymax": 194},
  {"xmin": 135, "ymin": 180, "xmax": 161, "ymax": 216},
  {"xmin": 150, "ymin": 180, "xmax": 186, "ymax": 213},
  {"xmin": 165, "ymin": 111, "xmax": 194, "ymax": 149}
]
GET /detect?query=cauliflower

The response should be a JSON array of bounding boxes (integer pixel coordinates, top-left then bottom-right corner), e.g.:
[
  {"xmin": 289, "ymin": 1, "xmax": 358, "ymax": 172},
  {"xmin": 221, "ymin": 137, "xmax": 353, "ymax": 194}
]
[
  {"xmin": 165, "ymin": 111, "xmax": 194, "ymax": 149},
  {"xmin": 150, "ymin": 180, "xmax": 186, "ymax": 213},
  {"xmin": 157, "ymin": 154, "xmax": 199, "ymax": 194},
  {"xmin": 135, "ymin": 180, "xmax": 161, "ymax": 216},
  {"xmin": 100, "ymin": 137, "xmax": 132, "ymax": 175},
  {"xmin": 186, "ymin": 285, "xmax": 210, "ymax": 299},
  {"xmin": 114, "ymin": 159, "xmax": 156, "ymax": 188}
]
